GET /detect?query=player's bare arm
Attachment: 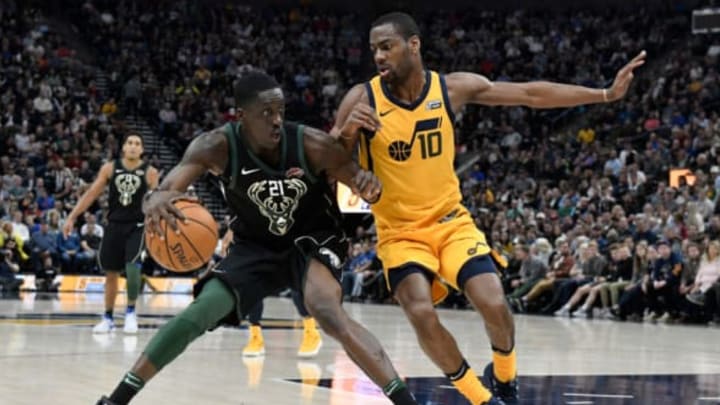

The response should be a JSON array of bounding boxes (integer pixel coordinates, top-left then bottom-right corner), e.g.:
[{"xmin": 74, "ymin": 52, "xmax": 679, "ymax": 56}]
[
  {"xmin": 447, "ymin": 50, "xmax": 646, "ymax": 110},
  {"xmin": 304, "ymin": 126, "xmax": 382, "ymax": 203},
  {"xmin": 146, "ymin": 166, "xmax": 160, "ymax": 190},
  {"xmin": 143, "ymin": 130, "xmax": 228, "ymax": 238},
  {"xmin": 331, "ymin": 84, "xmax": 379, "ymax": 152},
  {"xmin": 62, "ymin": 161, "xmax": 114, "ymax": 238}
]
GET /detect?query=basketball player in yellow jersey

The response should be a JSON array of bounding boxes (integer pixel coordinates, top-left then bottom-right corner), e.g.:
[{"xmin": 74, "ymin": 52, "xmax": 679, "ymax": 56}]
[{"xmin": 332, "ymin": 12, "xmax": 646, "ymax": 405}]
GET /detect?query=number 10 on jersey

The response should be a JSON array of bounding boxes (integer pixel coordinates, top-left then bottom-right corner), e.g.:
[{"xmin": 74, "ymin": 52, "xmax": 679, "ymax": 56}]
[
  {"xmin": 387, "ymin": 118, "xmax": 444, "ymax": 162},
  {"xmin": 419, "ymin": 131, "xmax": 442, "ymax": 159}
]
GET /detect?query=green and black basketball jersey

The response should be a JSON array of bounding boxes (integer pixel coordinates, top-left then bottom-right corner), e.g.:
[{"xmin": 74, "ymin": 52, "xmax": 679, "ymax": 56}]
[
  {"xmin": 219, "ymin": 121, "xmax": 343, "ymax": 249},
  {"xmin": 107, "ymin": 159, "xmax": 149, "ymax": 223}
]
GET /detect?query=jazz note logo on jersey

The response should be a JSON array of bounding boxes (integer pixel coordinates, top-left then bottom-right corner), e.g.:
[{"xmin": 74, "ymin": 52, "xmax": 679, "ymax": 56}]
[
  {"xmin": 467, "ymin": 241, "xmax": 488, "ymax": 256},
  {"xmin": 115, "ymin": 173, "xmax": 142, "ymax": 206},
  {"xmin": 387, "ymin": 117, "xmax": 443, "ymax": 162},
  {"xmin": 247, "ymin": 178, "xmax": 308, "ymax": 236}
]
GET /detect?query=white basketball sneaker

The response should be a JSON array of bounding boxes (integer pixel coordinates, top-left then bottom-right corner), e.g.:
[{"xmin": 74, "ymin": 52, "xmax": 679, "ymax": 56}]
[
  {"xmin": 93, "ymin": 316, "xmax": 115, "ymax": 334},
  {"xmin": 123, "ymin": 311, "xmax": 138, "ymax": 334}
]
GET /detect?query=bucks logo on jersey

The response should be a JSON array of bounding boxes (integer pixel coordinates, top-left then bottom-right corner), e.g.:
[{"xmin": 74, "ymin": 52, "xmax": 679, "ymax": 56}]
[
  {"xmin": 247, "ymin": 178, "xmax": 308, "ymax": 236},
  {"xmin": 114, "ymin": 171, "xmax": 144, "ymax": 206}
]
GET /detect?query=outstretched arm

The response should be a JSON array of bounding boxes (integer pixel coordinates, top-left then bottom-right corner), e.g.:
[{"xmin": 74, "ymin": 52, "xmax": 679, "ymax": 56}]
[
  {"xmin": 447, "ymin": 50, "xmax": 646, "ymax": 110},
  {"xmin": 144, "ymin": 130, "xmax": 228, "ymax": 237},
  {"xmin": 304, "ymin": 126, "xmax": 381, "ymax": 203}
]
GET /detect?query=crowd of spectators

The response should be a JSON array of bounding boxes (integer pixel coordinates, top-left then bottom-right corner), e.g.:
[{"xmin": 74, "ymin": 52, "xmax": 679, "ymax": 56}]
[
  {"xmin": 0, "ymin": 1, "xmax": 719, "ymax": 325},
  {"xmin": 464, "ymin": 31, "xmax": 720, "ymax": 325},
  {"xmin": 0, "ymin": 1, "xmax": 131, "ymax": 291}
]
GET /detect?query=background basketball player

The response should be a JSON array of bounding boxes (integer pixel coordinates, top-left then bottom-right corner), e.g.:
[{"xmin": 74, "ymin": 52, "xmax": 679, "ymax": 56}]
[{"xmin": 63, "ymin": 133, "xmax": 159, "ymax": 334}]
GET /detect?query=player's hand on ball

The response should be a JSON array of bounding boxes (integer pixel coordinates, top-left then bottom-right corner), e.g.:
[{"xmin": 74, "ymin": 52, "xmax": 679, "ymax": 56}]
[
  {"xmin": 342, "ymin": 103, "xmax": 381, "ymax": 136},
  {"xmin": 143, "ymin": 190, "xmax": 197, "ymax": 239},
  {"xmin": 352, "ymin": 170, "xmax": 382, "ymax": 204},
  {"xmin": 607, "ymin": 50, "xmax": 646, "ymax": 101}
]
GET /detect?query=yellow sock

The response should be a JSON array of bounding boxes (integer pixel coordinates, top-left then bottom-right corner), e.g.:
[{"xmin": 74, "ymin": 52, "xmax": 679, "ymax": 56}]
[
  {"xmin": 250, "ymin": 325, "xmax": 262, "ymax": 336},
  {"xmin": 302, "ymin": 317, "xmax": 316, "ymax": 331},
  {"xmin": 492, "ymin": 348, "xmax": 517, "ymax": 383},
  {"xmin": 448, "ymin": 362, "xmax": 492, "ymax": 404}
]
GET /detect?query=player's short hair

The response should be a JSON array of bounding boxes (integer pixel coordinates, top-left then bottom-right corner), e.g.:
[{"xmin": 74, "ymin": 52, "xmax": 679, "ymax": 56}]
[
  {"xmin": 371, "ymin": 12, "xmax": 420, "ymax": 40},
  {"xmin": 234, "ymin": 70, "xmax": 281, "ymax": 107},
  {"xmin": 122, "ymin": 132, "xmax": 144, "ymax": 147}
]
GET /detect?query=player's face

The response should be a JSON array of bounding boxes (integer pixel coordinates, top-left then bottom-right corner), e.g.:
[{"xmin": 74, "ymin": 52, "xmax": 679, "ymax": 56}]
[
  {"xmin": 370, "ymin": 24, "xmax": 419, "ymax": 84},
  {"xmin": 242, "ymin": 88, "xmax": 285, "ymax": 150},
  {"xmin": 122, "ymin": 135, "xmax": 144, "ymax": 160}
]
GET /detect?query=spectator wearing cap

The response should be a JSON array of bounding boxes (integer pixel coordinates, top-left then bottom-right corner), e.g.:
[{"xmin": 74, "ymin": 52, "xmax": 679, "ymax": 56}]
[
  {"xmin": 646, "ymin": 239, "xmax": 684, "ymax": 322},
  {"xmin": 31, "ymin": 218, "xmax": 58, "ymax": 266}
]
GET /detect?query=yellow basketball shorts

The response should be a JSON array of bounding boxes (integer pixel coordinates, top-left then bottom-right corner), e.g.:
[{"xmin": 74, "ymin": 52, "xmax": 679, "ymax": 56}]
[{"xmin": 377, "ymin": 207, "xmax": 495, "ymax": 304}]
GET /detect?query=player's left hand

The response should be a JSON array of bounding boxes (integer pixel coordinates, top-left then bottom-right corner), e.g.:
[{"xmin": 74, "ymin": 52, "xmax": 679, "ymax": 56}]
[
  {"xmin": 352, "ymin": 169, "xmax": 382, "ymax": 204},
  {"xmin": 143, "ymin": 190, "xmax": 198, "ymax": 239},
  {"xmin": 607, "ymin": 50, "xmax": 646, "ymax": 101}
]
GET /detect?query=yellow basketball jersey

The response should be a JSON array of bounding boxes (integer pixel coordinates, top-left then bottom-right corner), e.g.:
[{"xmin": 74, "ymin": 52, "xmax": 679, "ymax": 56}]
[{"xmin": 360, "ymin": 70, "xmax": 460, "ymax": 233}]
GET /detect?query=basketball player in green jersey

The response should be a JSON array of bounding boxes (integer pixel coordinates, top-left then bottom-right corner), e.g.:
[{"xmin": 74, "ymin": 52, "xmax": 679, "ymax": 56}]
[
  {"xmin": 64, "ymin": 134, "xmax": 159, "ymax": 334},
  {"xmin": 97, "ymin": 71, "xmax": 417, "ymax": 405}
]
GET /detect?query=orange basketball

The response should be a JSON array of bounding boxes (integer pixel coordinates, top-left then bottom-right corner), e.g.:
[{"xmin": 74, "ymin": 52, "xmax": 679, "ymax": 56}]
[{"xmin": 145, "ymin": 200, "xmax": 219, "ymax": 273}]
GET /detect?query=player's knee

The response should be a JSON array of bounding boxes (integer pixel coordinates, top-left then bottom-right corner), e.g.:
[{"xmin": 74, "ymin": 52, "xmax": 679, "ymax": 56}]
[
  {"xmin": 489, "ymin": 299, "xmax": 512, "ymax": 319},
  {"xmin": 491, "ymin": 293, "xmax": 511, "ymax": 311},
  {"xmin": 305, "ymin": 297, "xmax": 344, "ymax": 336},
  {"xmin": 403, "ymin": 300, "xmax": 440, "ymax": 330}
]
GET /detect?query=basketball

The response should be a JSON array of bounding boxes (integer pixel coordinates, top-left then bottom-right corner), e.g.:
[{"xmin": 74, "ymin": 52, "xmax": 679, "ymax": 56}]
[
  {"xmin": 145, "ymin": 200, "xmax": 219, "ymax": 273},
  {"xmin": 388, "ymin": 140, "xmax": 412, "ymax": 161}
]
